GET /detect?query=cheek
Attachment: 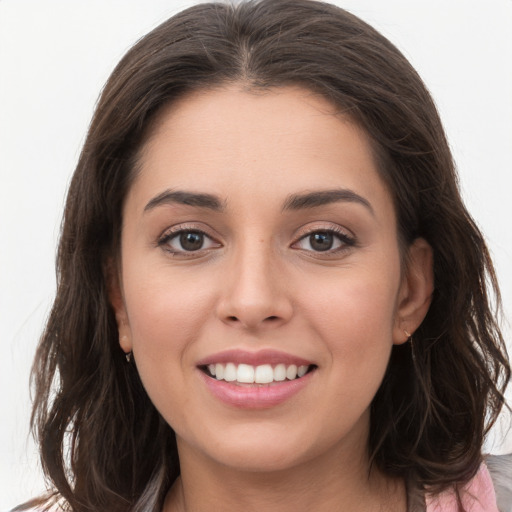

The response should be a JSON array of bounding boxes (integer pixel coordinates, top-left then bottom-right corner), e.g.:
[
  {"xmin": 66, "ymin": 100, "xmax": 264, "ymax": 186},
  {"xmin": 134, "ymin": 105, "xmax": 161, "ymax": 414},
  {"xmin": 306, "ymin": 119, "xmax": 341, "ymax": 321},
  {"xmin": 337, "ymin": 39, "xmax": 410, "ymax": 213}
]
[
  {"xmin": 121, "ymin": 268, "xmax": 219, "ymax": 427},
  {"xmin": 301, "ymin": 263, "xmax": 400, "ymax": 380},
  {"xmin": 307, "ymin": 268, "xmax": 398, "ymax": 336},
  {"xmin": 300, "ymin": 273, "xmax": 398, "ymax": 436},
  {"xmin": 122, "ymin": 266, "xmax": 216, "ymax": 361}
]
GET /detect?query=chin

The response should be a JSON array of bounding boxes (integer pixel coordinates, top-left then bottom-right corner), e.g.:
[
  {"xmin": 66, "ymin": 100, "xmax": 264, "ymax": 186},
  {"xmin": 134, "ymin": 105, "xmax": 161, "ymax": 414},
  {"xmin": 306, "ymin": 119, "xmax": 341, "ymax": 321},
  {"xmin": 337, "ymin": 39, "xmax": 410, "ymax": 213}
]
[
  {"xmin": 177, "ymin": 418, "xmax": 345, "ymax": 475},
  {"xmin": 208, "ymin": 441, "xmax": 311, "ymax": 473}
]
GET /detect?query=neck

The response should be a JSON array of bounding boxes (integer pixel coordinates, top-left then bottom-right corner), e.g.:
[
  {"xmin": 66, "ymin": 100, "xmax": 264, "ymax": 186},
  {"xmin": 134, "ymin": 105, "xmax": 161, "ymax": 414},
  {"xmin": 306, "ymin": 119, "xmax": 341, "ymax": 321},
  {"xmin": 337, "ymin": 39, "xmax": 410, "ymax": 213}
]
[{"xmin": 163, "ymin": 435, "xmax": 406, "ymax": 512}]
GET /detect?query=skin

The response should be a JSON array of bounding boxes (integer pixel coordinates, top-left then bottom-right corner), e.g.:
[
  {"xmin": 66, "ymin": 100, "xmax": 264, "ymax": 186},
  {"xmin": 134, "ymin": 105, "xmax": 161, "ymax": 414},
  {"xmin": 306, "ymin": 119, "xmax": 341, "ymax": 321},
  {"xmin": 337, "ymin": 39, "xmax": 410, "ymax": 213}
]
[{"xmin": 111, "ymin": 85, "xmax": 433, "ymax": 511}]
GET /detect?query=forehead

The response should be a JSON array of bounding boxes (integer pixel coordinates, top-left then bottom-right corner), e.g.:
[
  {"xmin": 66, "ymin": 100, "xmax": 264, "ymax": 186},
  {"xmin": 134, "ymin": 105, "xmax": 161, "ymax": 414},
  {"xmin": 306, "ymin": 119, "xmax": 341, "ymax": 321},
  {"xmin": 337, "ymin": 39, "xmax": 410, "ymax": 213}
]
[{"xmin": 128, "ymin": 85, "xmax": 392, "ymax": 219}]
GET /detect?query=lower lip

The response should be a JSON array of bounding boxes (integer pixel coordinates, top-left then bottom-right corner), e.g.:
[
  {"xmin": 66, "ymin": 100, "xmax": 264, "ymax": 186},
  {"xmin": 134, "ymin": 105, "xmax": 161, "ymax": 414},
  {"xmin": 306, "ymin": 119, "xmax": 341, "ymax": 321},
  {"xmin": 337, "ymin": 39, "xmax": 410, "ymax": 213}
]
[{"xmin": 199, "ymin": 370, "xmax": 315, "ymax": 409}]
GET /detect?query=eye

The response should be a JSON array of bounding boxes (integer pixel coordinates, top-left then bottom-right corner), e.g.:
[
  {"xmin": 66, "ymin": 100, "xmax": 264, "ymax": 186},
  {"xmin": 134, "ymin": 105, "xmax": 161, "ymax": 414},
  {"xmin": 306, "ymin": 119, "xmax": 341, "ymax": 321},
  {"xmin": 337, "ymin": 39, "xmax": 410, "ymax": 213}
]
[
  {"xmin": 293, "ymin": 228, "xmax": 355, "ymax": 253},
  {"xmin": 159, "ymin": 228, "xmax": 220, "ymax": 254}
]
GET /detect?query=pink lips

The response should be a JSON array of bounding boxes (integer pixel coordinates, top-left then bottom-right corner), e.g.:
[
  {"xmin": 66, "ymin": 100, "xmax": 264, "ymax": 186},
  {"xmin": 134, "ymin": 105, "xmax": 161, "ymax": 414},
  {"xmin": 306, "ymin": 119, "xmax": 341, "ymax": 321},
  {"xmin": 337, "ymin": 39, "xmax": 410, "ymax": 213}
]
[
  {"xmin": 197, "ymin": 349, "xmax": 316, "ymax": 409},
  {"xmin": 196, "ymin": 349, "xmax": 313, "ymax": 367}
]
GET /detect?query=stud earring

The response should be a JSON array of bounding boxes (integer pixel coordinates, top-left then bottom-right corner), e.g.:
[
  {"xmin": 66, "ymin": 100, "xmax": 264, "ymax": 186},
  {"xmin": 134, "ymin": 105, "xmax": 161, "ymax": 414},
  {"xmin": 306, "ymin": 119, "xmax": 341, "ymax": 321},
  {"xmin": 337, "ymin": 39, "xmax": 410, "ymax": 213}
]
[
  {"xmin": 404, "ymin": 329, "xmax": 412, "ymax": 340},
  {"xmin": 125, "ymin": 351, "xmax": 133, "ymax": 363}
]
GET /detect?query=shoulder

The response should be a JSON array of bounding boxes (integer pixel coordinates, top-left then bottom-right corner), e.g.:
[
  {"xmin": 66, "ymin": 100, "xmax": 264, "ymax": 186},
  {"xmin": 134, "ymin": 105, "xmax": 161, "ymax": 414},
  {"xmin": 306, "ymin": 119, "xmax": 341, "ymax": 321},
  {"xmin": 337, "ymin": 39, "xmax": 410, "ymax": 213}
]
[{"xmin": 425, "ymin": 460, "xmax": 508, "ymax": 512}]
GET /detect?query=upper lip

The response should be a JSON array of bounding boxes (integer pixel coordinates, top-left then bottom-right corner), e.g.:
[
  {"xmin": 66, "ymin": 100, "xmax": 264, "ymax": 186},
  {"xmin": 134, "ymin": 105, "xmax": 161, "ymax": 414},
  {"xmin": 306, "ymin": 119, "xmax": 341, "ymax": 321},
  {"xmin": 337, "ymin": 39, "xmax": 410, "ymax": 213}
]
[{"xmin": 196, "ymin": 349, "xmax": 314, "ymax": 367}]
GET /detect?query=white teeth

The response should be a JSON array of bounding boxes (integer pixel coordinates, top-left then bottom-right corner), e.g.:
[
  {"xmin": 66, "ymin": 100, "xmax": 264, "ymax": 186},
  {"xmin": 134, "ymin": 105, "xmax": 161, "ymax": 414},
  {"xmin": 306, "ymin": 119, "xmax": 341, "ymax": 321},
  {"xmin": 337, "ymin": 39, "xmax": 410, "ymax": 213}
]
[
  {"xmin": 255, "ymin": 364, "xmax": 274, "ymax": 384},
  {"xmin": 224, "ymin": 362, "xmax": 237, "ymax": 382},
  {"xmin": 208, "ymin": 362, "xmax": 311, "ymax": 383},
  {"xmin": 274, "ymin": 363, "xmax": 286, "ymax": 382},
  {"xmin": 286, "ymin": 364, "xmax": 298, "ymax": 380},
  {"xmin": 297, "ymin": 365, "xmax": 308, "ymax": 378},
  {"xmin": 237, "ymin": 364, "xmax": 255, "ymax": 383},
  {"xmin": 215, "ymin": 363, "xmax": 224, "ymax": 380}
]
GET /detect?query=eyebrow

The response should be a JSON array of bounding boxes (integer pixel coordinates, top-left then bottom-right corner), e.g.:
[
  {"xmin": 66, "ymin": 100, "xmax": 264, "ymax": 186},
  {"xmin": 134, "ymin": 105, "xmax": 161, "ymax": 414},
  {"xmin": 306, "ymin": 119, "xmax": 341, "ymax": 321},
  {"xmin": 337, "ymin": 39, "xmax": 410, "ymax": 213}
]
[
  {"xmin": 282, "ymin": 189, "xmax": 374, "ymax": 215},
  {"xmin": 144, "ymin": 189, "xmax": 225, "ymax": 212},
  {"xmin": 143, "ymin": 188, "xmax": 373, "ymax": 215}
]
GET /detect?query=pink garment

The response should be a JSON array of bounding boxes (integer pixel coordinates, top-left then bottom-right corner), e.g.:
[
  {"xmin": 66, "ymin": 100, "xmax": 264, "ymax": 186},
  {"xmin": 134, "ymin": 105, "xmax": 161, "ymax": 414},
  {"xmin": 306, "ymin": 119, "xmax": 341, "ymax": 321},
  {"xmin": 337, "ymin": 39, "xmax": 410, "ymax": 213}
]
[{"xmin": 426, "ymin": 464, "xmax": 499, "ymax": 511}]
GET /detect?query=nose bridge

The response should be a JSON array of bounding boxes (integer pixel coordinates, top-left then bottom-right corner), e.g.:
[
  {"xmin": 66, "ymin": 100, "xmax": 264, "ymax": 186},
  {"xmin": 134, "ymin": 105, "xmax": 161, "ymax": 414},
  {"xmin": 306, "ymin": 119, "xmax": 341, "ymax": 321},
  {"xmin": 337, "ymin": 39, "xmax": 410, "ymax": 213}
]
[{"xmin": 217, "ymin": 233, "xmax": 292, "ymax": 329}]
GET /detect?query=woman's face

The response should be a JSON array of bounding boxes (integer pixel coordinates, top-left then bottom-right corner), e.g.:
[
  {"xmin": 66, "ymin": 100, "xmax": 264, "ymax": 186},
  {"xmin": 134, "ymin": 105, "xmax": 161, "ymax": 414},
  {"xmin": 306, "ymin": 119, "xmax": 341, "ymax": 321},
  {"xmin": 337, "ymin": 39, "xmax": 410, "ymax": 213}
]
[{"xmin": 113, "ymin": 85, "xmax": 432, "ymax": 473}]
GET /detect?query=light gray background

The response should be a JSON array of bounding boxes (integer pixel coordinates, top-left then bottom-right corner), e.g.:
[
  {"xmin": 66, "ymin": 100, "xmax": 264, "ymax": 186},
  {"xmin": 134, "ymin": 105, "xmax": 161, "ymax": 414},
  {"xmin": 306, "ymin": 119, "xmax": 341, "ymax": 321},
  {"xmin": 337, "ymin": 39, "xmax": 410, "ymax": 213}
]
[{"xmin": 1, "ymin": 0, "xmax": 511, "ymax": 508}]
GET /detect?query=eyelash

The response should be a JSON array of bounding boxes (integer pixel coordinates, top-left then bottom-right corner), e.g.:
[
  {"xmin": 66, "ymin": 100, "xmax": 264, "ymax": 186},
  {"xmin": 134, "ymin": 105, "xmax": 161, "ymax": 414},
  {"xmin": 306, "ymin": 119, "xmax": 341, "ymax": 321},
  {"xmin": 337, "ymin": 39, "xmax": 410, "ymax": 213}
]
[
  {"xmin": 292, "ymin": 226, "xmax": 356, "ymax": 255},
  {"xmin": 157, "ymin": 225, "xmax": 220, "ymax": 257},
  {"xmin": 157, "ymin": 224, "xmax": 356, "ymax": 257}
]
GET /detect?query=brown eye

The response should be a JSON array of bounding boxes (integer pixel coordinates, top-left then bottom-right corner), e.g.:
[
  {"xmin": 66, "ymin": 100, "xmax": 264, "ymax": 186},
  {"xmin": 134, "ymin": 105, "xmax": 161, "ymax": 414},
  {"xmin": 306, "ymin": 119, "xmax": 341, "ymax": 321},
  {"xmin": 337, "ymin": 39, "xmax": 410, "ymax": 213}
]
[
  {"xmin": 159, "ymin": 229, "xmax": 220, "ymax": 254},
  {"xmin": 309, "ymin": 232, "xmax": 334, "ymax": 251},
  {"xmin": 293, "ymin": 228, "xmax": 355, "ymax": 254},
  {"xmin": 179, "ymin": 231, "xmax": 205, "ymax": 251}
]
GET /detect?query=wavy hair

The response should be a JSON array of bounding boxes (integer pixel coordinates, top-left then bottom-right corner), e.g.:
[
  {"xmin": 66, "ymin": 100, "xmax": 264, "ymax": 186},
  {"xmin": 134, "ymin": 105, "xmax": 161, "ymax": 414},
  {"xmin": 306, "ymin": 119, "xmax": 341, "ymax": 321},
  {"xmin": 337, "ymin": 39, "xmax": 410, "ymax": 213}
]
[{"xmin": 19, "ymin": 1, "xmax": 510, "ymax": 510}]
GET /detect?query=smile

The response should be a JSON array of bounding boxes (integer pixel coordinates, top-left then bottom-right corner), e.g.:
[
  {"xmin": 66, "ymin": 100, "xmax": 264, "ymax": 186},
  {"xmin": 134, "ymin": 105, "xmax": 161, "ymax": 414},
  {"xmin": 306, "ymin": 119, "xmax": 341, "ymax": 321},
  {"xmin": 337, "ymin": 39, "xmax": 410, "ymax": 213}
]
[
  {"xmin": 197, "ymin": 350, "xmax": 317, "ymax": 408},
  {"xmin": 204, "ymin": 362, "xmax": 313, "ymax": 384}
]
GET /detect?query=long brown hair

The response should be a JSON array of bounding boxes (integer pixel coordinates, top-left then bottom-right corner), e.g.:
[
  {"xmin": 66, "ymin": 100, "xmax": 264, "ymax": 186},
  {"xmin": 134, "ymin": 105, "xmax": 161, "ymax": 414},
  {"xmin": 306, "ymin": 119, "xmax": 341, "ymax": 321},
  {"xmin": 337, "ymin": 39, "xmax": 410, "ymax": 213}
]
[{"xmin": 19, "ymin": 1, "xmax": 510, "ymax": 510}]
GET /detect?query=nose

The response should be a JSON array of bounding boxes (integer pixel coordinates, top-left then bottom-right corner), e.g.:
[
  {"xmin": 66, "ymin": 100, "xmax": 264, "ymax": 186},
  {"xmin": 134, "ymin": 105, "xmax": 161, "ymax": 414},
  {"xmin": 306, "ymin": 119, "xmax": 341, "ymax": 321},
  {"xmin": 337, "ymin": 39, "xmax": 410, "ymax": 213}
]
[{"xmin": 215, "ymin": 241, "xmax": 293, "ymax": 331}]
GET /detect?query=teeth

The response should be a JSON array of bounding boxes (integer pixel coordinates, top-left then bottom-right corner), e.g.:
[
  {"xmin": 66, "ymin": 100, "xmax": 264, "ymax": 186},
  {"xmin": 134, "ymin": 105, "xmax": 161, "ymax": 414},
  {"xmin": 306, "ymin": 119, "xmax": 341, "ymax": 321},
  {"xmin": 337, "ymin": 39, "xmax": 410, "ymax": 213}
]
[
  {"xmin": 207, "ymin": 363, "xmax": 311, "ymax": 383},
  {"xmin": 286, "ymin": 364, "xmax": 297, "ymax": 380},
  {"xmin": 297, "ymin": 365, "xmax": 308, "ymax": 378},
  {"xmin": 215, "ymin": 363, "xmax": 224, "ymax": 380},
  {"xmin": 224, "ymin": 362, "xmax": 237, "ymax": 382},
  {"xmin": 274, "ymin": 363, "xmax": 286, "ymax": 381},
  {"xmin": 254, "ymin": 364, "xmax": 274, "ymax": 384},
  {"xmin": 237, "ymin": 364, "xmax": 255, "ymax": 383}
]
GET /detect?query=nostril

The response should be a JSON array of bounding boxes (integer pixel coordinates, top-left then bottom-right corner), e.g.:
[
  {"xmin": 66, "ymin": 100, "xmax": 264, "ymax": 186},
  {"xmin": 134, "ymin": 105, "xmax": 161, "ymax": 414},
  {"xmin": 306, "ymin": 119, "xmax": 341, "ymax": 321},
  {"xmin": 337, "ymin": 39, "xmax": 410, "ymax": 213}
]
[
  {"xmin": 227, "ymin": 316, "xmax": 238, "ymax": 322},
  {"xmin": 266, "ymin": 316, "xmax": 279, "ymax": 321}
]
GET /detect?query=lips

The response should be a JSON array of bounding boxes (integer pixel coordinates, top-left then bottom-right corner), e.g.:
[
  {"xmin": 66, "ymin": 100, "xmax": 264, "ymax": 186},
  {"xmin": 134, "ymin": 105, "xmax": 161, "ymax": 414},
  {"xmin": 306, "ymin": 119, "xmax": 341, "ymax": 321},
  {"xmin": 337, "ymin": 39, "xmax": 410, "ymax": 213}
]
[
  {"xmin": 197, "ymin": 349, "xmax": 317, "ymax": 408},
  {"xmin": 197, "ymin": 349, "xmax": 313, "ymax": 367}
]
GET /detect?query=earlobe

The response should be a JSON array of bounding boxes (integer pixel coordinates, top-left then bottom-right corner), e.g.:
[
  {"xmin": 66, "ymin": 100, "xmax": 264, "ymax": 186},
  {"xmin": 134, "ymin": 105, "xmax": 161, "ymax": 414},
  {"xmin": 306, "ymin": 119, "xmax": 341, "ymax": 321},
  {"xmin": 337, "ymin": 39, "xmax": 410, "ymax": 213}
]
[
  {"xmin": 105, "ymin": 257, "xmax": 132, "ymax": 354},
  {"xmin": 119, "ymin": 333, "xmax": 132, "ymax": 354},
  {"xmin": 393, "ymin": 237, "xmax": 434, "ymax": 344}
]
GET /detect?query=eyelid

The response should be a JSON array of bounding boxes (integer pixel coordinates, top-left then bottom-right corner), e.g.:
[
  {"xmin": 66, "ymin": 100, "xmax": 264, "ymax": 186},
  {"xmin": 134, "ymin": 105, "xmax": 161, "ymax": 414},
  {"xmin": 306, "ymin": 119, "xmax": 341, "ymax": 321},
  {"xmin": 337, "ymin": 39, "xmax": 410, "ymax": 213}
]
[
  {"xmin": 155, "ymin": 221, "xmax": 355, "ymax": 256},
  {"xmin": 157, "ymin": 223, "xmax": 222, "ymax": 255},
  {"xmin": 291, "ymin": 222, "xmax": 356, "ymax": 253}
]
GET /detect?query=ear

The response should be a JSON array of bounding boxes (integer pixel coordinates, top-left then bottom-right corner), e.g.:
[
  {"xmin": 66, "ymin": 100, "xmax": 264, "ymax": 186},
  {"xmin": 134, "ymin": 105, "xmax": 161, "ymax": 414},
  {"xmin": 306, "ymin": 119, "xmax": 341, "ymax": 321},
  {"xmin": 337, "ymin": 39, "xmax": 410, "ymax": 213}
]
[
  {"xmin": 393, "ymin": 237, "xmax": 434, "ymax": 345},
  {"xmin": 105, "ymin": 258, "xmax": 132, "ymax": 354}
]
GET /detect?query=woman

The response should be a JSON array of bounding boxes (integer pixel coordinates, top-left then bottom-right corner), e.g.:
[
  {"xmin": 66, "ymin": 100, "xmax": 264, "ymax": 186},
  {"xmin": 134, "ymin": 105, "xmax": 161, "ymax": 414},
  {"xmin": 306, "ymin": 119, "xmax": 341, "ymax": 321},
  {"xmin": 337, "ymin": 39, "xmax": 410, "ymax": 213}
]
[{"xmin": 17, "ymin": 1, "xmax": 510, "ymax": 511}]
